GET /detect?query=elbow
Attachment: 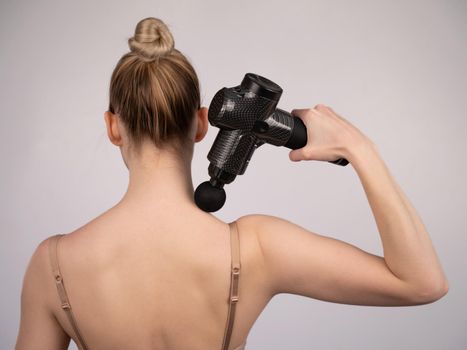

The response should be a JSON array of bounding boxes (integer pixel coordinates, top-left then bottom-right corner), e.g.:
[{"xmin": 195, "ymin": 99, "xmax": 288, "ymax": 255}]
[{"xmin": 410, "ymin": 278, "xmax": 449, "ymax": 305}]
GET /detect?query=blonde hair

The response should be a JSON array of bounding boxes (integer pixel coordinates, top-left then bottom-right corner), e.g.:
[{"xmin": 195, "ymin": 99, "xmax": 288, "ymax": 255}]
[{"xmin": 108, "ymin": 17, "xmax": 201, "ymax": 155}]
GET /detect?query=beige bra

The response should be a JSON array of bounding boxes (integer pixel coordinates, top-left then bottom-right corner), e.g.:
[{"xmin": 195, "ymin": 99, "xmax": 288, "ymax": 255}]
[{"xmin": 48, "ymin": 221, "xmax": 246, "ymax": 350}]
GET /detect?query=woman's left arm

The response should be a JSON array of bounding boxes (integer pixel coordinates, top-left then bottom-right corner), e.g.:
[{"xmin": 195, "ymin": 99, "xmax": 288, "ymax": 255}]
[{"xmin": 15, "ymin": 239, "xmax": 70, "ymax": 350}]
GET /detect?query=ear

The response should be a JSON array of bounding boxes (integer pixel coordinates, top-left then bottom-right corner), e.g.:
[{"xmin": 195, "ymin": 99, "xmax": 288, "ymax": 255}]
[
  {"xmin": 104, "ymin": 111, "xmax": 123, "ymax": 147},
  {"xmin": 194, "ymin": 107, "xmax": 209, "ymax": 143}
]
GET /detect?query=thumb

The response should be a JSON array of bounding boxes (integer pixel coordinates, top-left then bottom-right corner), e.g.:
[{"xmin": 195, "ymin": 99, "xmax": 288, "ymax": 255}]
[{"xmin": 289, "ymin": 148, "xmax": 304, "ymax": 162}]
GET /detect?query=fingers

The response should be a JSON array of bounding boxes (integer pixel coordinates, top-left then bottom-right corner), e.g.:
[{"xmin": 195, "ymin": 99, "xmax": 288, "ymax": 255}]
[
  {"xmin": 291, "ymin": 108, "xmax": 309, "ymax": 117},
  {"xmin": 289, "ymin": 107, "xmax": 318, "ymax": 162},
  {"xmin": 314, "ymin": 104, "xmax": 328, "ymax": 111},
  {"xmin": 289, "ymin": 104, "xmax": 333, "ymax": 162},
  {"xmin": 289, "ymin": 109, "xmax": 311, "ymax": 162},
  {"xmin": 292, "ymin": 104, "xmax": 328, "ymax": 113},
  {"xmin": 292, "ymin": 104, "xmax": 330, "ymax": 120}
]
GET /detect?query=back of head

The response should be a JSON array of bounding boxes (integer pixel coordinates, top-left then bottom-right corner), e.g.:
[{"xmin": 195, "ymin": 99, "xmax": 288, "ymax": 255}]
[{"xmin": 108, "ymin": 17, "xmax": 201, "ymax": 155}]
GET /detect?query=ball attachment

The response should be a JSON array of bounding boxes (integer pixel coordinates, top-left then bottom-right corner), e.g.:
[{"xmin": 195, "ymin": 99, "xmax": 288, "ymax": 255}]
[{"xmin": 194, "ymin": 181, "xmax": 226, "ymax": 212}]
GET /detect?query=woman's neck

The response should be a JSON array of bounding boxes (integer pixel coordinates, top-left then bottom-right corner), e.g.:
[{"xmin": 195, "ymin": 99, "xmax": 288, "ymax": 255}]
[{"xmin": 118, "ymin": 147, "xmax": 197, "ymax": 212}]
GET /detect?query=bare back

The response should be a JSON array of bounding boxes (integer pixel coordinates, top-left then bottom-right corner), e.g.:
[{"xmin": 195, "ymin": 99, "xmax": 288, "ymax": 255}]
[
  {"xmin": 23, "ymin": 141, "xmax": 449, "ymax": 350},
  {"xmin": 45, "ymin": 204, "xmax": 271, "ymax": 350}
]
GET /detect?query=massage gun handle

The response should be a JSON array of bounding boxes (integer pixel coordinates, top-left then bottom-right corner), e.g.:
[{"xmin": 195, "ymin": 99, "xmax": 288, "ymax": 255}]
[{"xmin": 285, "ymin": 116, "xmax": 349, "ymax": 166}]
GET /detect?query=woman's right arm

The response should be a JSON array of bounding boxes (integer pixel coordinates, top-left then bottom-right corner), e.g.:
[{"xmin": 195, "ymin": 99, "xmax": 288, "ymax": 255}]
[{"xmin": 248, "ymin": 104, "xmax": 449, "ymax": 306}]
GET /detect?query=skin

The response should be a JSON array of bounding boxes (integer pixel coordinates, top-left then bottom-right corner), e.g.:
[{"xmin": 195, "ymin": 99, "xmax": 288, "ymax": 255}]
[{"xmin": 16, "ymin": 104, "xmax": 449, "ymax": 350}]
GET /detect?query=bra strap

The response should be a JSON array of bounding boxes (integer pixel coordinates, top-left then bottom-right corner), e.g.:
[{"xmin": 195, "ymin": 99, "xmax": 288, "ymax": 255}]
[
  {"xmin": 221, "ymin": 221, "xmax": 241, "ymax": 350},
  {"xmin": 48, "ymin": 234, "xmax": 90, "ymax": 350}
]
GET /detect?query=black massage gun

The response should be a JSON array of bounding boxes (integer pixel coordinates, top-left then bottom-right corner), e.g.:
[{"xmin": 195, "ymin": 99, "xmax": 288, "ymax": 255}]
[{"xmin": 194, "ymin": 73, "xmax": 348, "ymax": 212}]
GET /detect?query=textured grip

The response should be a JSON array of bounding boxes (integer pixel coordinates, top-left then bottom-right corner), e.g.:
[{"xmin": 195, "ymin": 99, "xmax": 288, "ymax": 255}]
[
  {"xmin": 207, "ymin": 129, "xmax": 262, "ymax": 175},
  {"xmin": 283, "ymin": 115, "xmax": 307, "ymax": 149}
]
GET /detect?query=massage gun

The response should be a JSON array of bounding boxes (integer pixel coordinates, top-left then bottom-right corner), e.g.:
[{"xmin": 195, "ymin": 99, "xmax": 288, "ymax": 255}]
[{"xmin": 194, "ymin": 73, "xmax": 349, "ymax": 212}]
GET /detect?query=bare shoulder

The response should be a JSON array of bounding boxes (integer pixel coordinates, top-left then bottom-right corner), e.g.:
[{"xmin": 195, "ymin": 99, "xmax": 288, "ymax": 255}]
[
  {"xmin": 236, "ymin": 213, "xmax": 441, "ymax": 306},
  {"xmin": 16, "ymin": 235, "xmax": 71, "ymax": 350},
  {"xmin": 234, "ymin": 213, "xmax": 294, "ymax": 256},
  {"xmin": 235, "ymin": 213, "xmax": 302, "ymax": 247},
  {"xmin": 25, "ymin": 230, "xmax": 95, "ymax": 292},
  {"xmin": 234, "ymin": 213, "xmax": 278, "ymax": 260},
  {"xmin": 234, "ymin": 214, "xmax": 268, "ymax": 263},
  {"xmin": 236, "ymin": 213, "xmax": 295, "ymax": 231},
  {"xmin": 19, "ymin": 234, "xmax": 66, "ymax": 316},
  {"xmin": 24, "ymin": 235, "xmax": 60, "ymax": 290}
]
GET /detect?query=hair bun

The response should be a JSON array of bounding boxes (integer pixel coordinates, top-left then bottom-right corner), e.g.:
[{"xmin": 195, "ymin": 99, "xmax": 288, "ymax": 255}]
[{"xmin": 128, "ymin": 17, "xmax": 175, "ymax": 60}]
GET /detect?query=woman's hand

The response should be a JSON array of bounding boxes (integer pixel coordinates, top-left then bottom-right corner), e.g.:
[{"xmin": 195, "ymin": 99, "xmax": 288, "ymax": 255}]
[{"xmin": 288, "ymin": 104, "xmax": 374, "ymax": 163}]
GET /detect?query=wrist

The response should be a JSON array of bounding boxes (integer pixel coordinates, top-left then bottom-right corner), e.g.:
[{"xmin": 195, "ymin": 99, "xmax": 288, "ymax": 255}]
[{"xmin": 344, "ymin": 139, "xmax": 381, "ymax": 166}]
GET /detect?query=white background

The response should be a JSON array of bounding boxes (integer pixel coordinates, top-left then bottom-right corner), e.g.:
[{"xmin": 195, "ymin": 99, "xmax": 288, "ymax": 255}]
[{"xmin": 1, "ymin": 0, "xmax": 466, "ymax": 349}]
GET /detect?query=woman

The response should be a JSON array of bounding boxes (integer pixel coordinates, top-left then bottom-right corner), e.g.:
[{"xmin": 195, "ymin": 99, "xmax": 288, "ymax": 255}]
[{"xmin": 15, "ymin": 17, "xmax": 449, "ymax": 350}]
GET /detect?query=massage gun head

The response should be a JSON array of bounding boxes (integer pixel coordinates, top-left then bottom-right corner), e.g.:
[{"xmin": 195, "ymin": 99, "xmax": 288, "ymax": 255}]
[
  {"xmin": 194, "ymin": 73, "xmax": 284, "ymax": 212},
  {"xmin": 193, "ymin": 180, "xmax": 226, "ymax": 212},
  {"xmin": 208, "ymin": 73, "xmax": 283, "ymax": 129}
]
